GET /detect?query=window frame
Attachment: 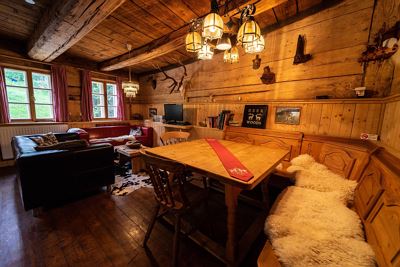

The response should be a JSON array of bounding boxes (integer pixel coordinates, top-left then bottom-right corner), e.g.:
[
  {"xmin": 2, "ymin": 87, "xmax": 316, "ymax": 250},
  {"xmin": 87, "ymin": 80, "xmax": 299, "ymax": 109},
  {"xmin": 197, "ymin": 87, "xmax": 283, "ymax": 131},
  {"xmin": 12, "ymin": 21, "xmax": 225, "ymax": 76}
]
[
  {"xmin": 4, "ymin": 67, "xmax": 54, "ymax": 122},
  {"xmin": 91, "ymin": 79, "xmax": 118, "ymax": 120}
]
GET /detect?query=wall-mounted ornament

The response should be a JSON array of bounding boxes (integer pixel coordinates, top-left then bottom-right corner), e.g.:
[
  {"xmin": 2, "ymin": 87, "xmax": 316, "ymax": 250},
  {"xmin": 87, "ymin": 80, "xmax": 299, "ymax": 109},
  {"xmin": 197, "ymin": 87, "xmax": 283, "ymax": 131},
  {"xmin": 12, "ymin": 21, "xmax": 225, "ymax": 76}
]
[
  {"xmin": 358, "ymin": 21, "xmax": 400, "ymax": 63},
  {"xmin": 156, "ymin": 62, "xmax": 187, "ymax": 94},
  {"xmin": 260, "ymin": 66, "xmax": 275, "ymax": 84},
  {"xmin": 293, "ymin": 35, "xmax": 312, "ymax": 65},
  {"xmin": 151, "ymin": 75, "xmax": 157, "ymax": 90},
  {"xmin": 252, "ymin": 55, "xmax": 261, "ymax": 69}
]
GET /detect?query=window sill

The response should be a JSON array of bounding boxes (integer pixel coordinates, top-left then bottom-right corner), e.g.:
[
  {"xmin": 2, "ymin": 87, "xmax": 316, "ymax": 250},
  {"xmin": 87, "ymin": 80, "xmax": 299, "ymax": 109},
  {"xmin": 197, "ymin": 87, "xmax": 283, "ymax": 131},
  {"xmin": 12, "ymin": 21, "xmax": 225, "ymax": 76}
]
[{"xmin": 0, "ymin": 122, "xmax": 67, "ymax": 127}]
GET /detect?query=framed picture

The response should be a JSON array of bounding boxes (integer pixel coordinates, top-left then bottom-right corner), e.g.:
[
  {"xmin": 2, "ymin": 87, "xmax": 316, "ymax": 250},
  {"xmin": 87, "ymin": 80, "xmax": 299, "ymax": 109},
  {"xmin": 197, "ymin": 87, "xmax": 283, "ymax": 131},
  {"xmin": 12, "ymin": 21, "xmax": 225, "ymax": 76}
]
[
  {"xmin": 275, "ymin": 107, "xmax": 301, "ymax": 125},
  {"xmin": 149, "ymin": 108, "xmax": 157, "ymax": 118},
  {"xmin": 242, "ymin": 105, "xmax": 268, "ymax": 129}
]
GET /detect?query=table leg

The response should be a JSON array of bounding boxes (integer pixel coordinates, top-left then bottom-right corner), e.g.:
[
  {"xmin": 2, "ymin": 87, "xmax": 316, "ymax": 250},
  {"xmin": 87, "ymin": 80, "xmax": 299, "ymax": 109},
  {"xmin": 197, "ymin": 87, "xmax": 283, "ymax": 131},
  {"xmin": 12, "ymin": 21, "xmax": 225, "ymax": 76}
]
[
  {"xmin": 225, "ymin": 184, "xmax": 242, "ymax": 267},
  {"xmin": 131, "ymin": 156, "xmax": 146, "ymax": 174}
]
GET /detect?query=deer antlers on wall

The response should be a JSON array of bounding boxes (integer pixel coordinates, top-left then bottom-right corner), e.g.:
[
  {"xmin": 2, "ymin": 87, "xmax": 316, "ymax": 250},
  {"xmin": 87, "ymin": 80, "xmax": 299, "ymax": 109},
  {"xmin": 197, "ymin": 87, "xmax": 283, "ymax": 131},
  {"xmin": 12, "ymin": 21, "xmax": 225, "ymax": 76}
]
[{"xmin": 153, "ymin": 60, "xmax": 187, "ymax": 94}]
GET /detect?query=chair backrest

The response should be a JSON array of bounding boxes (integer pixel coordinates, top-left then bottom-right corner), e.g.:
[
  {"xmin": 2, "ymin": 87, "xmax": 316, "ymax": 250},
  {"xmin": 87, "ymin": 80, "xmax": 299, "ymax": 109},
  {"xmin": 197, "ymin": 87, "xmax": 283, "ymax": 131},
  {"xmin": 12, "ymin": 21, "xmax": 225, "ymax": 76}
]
[
  {"xmin": 141, "ymin": 152, "xmax": 188, "ymax": 210},
  {"xmin": 160, "ymin": 131, "xmax": 190, "ymax": 146}
]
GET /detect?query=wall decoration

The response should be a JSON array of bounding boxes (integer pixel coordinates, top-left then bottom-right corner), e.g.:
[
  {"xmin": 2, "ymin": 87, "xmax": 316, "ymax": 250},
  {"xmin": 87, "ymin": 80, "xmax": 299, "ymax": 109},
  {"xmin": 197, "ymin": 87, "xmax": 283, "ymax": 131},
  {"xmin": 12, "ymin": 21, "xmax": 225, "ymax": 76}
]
[
  {"xmin": 358, "ymin": 21, "xmax": 399, "ymax": 63},
  {"xmin": 242, "ymin": 105, "xmax": 268, "ymax": 129},
  {"xmin": 149, "ymin": 108, "xmax": 157, "ymax": 118},
  {"xmin": 275, "ymin": 107, "xmax": 301, "ymax": 125},
  {"xmin": 260, "ymin": 66, "xmax": 275, "ymax": 84},
  {"xmin": 156, "ymin": 63, "xmax": 187, "ymax": 94},
  {"xmin": 293, "ymin": 35, "xmax": 312, "ymax": 65},
  {"xmin": 252, "ymin": 55, "xmax": 261, "ymax": 69}
]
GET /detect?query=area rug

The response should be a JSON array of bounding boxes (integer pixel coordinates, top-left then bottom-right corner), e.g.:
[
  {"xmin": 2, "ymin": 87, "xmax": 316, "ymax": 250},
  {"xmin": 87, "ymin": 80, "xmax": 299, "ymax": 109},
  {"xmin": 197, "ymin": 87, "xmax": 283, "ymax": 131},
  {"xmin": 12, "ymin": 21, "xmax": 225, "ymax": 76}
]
[{"xmin": 111, "ymin": 170, "xmax": 152, "ymax": 196}]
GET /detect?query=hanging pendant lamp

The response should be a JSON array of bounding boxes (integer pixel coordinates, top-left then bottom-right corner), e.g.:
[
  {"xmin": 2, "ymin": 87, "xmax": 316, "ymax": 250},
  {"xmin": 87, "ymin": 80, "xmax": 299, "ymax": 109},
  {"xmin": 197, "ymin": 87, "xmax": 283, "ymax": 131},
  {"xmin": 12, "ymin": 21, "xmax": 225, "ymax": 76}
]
[
  {"xmin": 198, "ymin": 40, "xmax": 214, "ymax": 60},
  {"xmin": 245, "ymin": 34, "xmax": 265, "ymax": 53},
  {"xmin": 122, "ymin": 44, "xmax": 139, "ymax": 98},
  {"xmin": 237, "ymin": 5, "xmax": 261, "ymax": 46},
  {"xmin": 216, "ymin": 33, "xmax": 232, "ymax": 50},
  {"xmin": 185, "ymin": 19, "xmax": 202, "ymax": 53},
  {"xmin": 202, "ymin": 0, "xmax": 224, "ymax": 40},
  {"xmin": 223, "ymin": 46, "xmax": 239, "ymax": 63}
]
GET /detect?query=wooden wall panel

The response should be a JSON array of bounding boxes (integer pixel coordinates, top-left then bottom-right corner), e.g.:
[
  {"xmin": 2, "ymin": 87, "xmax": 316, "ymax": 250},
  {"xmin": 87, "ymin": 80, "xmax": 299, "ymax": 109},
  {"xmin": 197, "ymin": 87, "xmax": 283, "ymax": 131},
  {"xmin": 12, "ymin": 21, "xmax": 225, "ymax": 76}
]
[
  {"xmin": 380, "ymin": 98, "xmax": 400, "ymax": 151},
  {"xmin": 136, "ymin": 0, "xmax": 374, "ymax": 104},
  {"xmin": 132, "ymin": 100, "xmax": 384, "ymax": 139}
]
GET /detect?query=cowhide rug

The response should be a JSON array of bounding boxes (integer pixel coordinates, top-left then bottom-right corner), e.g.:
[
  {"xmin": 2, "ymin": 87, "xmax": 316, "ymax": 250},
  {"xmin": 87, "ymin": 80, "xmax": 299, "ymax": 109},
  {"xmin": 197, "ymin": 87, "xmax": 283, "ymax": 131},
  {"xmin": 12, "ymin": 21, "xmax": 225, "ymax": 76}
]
[{"xmin": 111, "ymin": 170, "xmax": 152, "ymax": 196}]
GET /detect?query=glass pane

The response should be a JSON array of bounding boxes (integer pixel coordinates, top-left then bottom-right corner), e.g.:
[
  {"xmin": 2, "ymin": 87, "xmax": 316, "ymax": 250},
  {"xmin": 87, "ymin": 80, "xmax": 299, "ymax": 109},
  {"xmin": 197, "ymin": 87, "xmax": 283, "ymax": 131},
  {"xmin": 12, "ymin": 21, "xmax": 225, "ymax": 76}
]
[
  {"xmin": 32, "ymin": 73, "xmax": 51, "ymax": 89},
  {"xmin": 34, "ymin": 89, "xmax": 52, "ymax": 104},
  {"xmin": 6, "ymin": 86, "xmax": 29, "ymax": 103},
  {"xmin": 35, "ymin": 104, "xmax": 54, "ymax": 119},
  {"xmin": 4, "ymin": 69, "xmax": 27, "ymax": 87},
  {"xmin": 108, "ymin": 106, "xmax": 117, "ymax": 118},
  {"xmin": 106, "ymin": 83, "xmax": 116, "ymax": 95},
  {"xmin": 107, "ymin": 95, "xmax": 117, "ymax": 106},
  {"xmin": 9, "ymin": 103, "xmax": 30, "ymax": 119},
  {"xmin": 93, "ymin": 106, "xmax": 105, "ymax": 118},
  {"xmin": 92, "ymin": 81, "xmax": 103, "ymax": 94},
  {"xmin": 92, "ymin": 94, "xmax": 104, "ymax": 106}
]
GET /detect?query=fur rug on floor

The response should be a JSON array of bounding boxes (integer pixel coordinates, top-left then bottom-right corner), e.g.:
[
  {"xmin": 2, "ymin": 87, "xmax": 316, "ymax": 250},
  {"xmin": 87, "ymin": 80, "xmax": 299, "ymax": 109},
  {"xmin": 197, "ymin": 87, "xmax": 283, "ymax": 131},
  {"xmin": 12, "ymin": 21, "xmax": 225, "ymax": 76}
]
[{"xmin": 111, "ymin": 170, "xmax": 152, "ymax": 196}]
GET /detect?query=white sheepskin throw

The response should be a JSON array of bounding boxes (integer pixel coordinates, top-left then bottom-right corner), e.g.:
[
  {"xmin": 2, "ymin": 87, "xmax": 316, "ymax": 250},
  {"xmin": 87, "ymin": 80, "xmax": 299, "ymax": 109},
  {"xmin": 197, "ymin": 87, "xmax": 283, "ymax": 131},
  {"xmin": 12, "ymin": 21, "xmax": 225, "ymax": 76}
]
[
  {"xmin": 271, "ymin": 232, "xmax": 376, "ymax": 267},
  {"xmin": 287, "ymin": 154, "xmax": 357, "ymax": 204},
  {"xmin": 265, "ymin": 187, "xmax": 376, "ymax": 267}
]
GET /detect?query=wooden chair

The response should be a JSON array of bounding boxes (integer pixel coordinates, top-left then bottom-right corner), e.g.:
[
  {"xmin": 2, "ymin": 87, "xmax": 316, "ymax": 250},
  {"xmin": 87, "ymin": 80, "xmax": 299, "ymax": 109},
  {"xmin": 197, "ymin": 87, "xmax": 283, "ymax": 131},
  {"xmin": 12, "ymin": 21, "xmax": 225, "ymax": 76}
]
[
  {"xmin": 160, "ymin": 131, "xmax": 190, "ymax": 146},
  {"xmin": 141, "ymin": 152, "xmax": 208, "ymax": 267}
]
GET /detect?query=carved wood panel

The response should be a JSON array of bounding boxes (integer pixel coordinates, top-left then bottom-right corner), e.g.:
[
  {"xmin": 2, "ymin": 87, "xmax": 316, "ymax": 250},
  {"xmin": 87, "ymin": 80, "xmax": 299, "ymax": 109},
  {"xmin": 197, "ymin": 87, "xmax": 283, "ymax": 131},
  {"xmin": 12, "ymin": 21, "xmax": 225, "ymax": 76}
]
[
  {"xmin": 365, "ymin": 193, "xmax": 400, "ymax": 267},
  {"xmin": 224, "ymin": 132, "xmax": 254, "ymax": 144},
  {"xmin": 252, "ymin": 136, "xmax": 295, "ymax": 161},
  {"xmin": 354, "ymin": 161, "xmax": 384, "ymax": 220},
  {"xmin": 319, "ymin": 144, "xmax": 356, "ymax": 179}
]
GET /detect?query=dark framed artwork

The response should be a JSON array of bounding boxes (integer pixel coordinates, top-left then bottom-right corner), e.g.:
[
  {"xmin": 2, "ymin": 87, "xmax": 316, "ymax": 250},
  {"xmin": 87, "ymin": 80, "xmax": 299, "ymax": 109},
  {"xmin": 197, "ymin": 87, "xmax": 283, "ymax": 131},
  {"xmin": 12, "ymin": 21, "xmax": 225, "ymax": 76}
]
[
  {"xmin": 275, "ymin": 107, "xmax": 301, "ymax": 125},
  {"xmin": 242, "ymin": 105, "xmax": 268, "ymax": 129},
  {"xmin": 149, "ymin": 108, "xmax": 157, "ymax": 118}
]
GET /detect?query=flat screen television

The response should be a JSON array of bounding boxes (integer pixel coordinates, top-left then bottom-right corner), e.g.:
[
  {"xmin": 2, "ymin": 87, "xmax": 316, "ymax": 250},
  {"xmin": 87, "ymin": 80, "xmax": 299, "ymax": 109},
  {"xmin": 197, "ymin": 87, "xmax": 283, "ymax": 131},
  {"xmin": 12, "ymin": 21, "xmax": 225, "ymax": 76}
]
[{"xmin": 164, "ymin": 104, "xmax": 183, "ymax": 123}]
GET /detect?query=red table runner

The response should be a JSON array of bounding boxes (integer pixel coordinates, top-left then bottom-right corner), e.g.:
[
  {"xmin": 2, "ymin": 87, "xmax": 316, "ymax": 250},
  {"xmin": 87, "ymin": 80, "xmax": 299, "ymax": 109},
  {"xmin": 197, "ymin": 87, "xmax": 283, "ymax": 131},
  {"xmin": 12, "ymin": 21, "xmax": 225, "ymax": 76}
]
[{"xmin": 205, "ymin": 138, "xmax": 254, "ymax": 181}]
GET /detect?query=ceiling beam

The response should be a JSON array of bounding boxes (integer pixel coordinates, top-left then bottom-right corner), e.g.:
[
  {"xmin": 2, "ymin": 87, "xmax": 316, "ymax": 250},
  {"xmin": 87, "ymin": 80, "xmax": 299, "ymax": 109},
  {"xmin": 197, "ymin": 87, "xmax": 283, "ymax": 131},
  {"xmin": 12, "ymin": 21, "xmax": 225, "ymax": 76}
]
[
  {"xmin": 100, "ymin": 0, "xmax": 287, "ymax": 71},
  {"xmin": 27, "ymin": 0, "xmax": 126, "ymax": 62}
]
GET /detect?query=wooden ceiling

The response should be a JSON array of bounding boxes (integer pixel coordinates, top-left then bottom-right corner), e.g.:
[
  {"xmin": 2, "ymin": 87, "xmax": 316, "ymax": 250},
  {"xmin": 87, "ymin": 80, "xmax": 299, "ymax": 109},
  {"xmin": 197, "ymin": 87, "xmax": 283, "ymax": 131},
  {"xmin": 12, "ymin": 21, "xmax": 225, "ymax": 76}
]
[{"xmin": 0, "ymin": 0, "xmax": 325, "ymax": 74}]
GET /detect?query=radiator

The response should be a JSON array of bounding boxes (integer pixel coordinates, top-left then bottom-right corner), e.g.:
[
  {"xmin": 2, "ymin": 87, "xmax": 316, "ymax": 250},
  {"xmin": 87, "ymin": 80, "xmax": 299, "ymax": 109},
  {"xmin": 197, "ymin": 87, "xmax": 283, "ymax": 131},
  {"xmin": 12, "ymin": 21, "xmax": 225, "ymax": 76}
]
[{"xmin": 0, "ymin": 124, "xmax": 68, "ymax": 160}]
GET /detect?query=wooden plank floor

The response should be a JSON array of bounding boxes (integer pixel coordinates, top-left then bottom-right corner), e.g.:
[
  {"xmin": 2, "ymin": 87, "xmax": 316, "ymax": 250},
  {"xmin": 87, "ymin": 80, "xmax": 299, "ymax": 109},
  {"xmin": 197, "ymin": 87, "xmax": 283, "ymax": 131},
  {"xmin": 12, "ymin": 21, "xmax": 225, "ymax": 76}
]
[{"xmin": 0, "ymin": 167, "xmax": 267, "ymax": 267}]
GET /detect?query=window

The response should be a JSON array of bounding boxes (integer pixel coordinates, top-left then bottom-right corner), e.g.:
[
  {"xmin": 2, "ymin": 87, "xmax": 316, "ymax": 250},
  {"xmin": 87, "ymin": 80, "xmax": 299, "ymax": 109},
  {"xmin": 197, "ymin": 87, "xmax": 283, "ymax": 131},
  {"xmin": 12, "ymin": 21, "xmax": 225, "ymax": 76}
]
[
  {"xmin": 4, "ymin": 68, "xmax": 53, "ymax": 121},
  {"xmin": 92, "ymin": 80, "xmax": 117, "ymax": 119}
]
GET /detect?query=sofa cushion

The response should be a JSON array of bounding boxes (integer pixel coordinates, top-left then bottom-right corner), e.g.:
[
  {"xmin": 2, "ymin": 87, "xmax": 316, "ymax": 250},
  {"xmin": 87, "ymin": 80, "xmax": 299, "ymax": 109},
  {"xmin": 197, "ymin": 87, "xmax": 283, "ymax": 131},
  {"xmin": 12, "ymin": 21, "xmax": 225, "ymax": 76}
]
[
  {"xmin": 34, "ymin": 140, "xmax": 88, "ymax": 151},
  {"xmin": 30, "ymin": 132, "xmax": 59, "ymax": 146},
  {"xmin": 130, "ymin": 127, "xmax": 142, "ymax": 136}
]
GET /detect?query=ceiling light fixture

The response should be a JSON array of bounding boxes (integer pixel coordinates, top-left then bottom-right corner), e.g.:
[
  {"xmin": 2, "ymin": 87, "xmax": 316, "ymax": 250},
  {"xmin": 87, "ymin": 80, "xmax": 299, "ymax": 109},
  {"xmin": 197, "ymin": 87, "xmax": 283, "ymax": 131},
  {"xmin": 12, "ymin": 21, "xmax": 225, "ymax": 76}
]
[
  {"xmin": 244, "ymin": 34, "xmax": 265, "ymax": 53},
  {"xmin": 198, "ymin": 40, "xmax": 214, "ymax": 60},
  {"xmin": 25, "ymin": 0, "xmax": 35, "ymax": 4},
  {"xmin": 237, "ymin": 5, "xmax": 261, "ymax": 46},
  {"xmin": 122, "ymin": 44, "xmax": 139, "ymax": 98},
  {"xmin": 216, "ymin": 33, "xmax": 232, "ymax": 50},
  {"xmin": 202, "ymin": 0, "xmax": 224, "ymax": 40},
  {"xmin": 224, "ymin": 46, "xmax": 239, "ymax": 63},
  {"xmin": 185, "ymin": 19, "xmax": 203, "ymax": 53}
]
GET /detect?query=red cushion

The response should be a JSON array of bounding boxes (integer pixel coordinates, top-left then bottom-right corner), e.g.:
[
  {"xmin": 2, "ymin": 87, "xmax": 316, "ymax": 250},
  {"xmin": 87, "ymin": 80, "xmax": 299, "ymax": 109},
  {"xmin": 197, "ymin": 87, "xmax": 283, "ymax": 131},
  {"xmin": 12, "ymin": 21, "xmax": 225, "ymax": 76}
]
[{"xmin": 83, "ymin": 126, "xmax": 131, "ymax": 139}]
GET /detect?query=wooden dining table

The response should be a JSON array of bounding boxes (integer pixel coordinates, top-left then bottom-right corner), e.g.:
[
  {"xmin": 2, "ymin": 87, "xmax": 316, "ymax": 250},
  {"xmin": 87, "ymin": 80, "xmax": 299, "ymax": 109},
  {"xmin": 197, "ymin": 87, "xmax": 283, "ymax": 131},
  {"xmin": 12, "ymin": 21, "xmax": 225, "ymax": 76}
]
[{"xmin": 144, "ymin": 139, "xmax": 289, "ymax": 267}]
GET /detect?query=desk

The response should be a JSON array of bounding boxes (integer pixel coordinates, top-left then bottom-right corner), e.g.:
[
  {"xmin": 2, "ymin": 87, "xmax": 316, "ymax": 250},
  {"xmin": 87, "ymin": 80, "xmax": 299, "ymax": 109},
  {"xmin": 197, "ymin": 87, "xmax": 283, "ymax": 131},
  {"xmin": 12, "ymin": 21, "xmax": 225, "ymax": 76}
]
[{"xmin": 144, "ymin": 139, "xmax": 289, "ymax": 266}]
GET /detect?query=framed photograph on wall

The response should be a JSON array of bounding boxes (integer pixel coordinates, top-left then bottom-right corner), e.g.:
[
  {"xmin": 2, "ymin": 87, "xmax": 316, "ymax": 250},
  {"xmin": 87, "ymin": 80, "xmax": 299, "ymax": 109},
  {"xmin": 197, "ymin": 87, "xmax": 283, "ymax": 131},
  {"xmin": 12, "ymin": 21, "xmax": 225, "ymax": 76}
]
[
  {"xmin": 149, "ymin": 108, "xmax": 157, "ymax": 118},
  {"xmin": 242, "ymin": 105, "xmax": 268, "ymax": 129},
  {"xmin": 275, "ymin": 107, "xmax": 301, "ymax": 125}
]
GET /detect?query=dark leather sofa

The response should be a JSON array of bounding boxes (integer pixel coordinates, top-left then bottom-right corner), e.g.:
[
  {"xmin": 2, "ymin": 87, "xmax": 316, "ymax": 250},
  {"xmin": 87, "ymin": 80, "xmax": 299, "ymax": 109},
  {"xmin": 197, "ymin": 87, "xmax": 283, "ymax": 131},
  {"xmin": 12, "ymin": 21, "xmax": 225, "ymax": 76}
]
[{"xmin": 12, "ymin": 132, "xmax": 115, "ymax": 211}]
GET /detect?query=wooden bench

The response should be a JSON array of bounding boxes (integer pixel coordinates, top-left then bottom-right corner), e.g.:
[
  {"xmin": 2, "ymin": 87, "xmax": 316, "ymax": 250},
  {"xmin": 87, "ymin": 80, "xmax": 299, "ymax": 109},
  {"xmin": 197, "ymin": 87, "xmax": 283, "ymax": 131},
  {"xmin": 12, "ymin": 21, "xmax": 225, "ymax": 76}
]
[{"xmin": 222, "ymin": 127, "xmax": 400, "ymax": 267}]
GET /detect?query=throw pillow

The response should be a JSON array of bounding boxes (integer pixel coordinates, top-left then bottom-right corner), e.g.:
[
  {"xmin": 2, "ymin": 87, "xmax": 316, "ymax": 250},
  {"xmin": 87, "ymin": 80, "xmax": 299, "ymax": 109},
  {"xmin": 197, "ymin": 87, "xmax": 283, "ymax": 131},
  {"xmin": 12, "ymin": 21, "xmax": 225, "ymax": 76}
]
[
  {"xmin": 29, "ymin": 136, "xmax": 45, "ymax": 146},
  {"xmin": 35, "ymin": 140, "xmax": 88, "ymax": 151},
  {"xmin": 130, "ymin": 127, "xmax": 142, "ymax": 136},
  {"xmin": 41, "ymin": 132, "xmax": 59, "ymax": 146}
]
